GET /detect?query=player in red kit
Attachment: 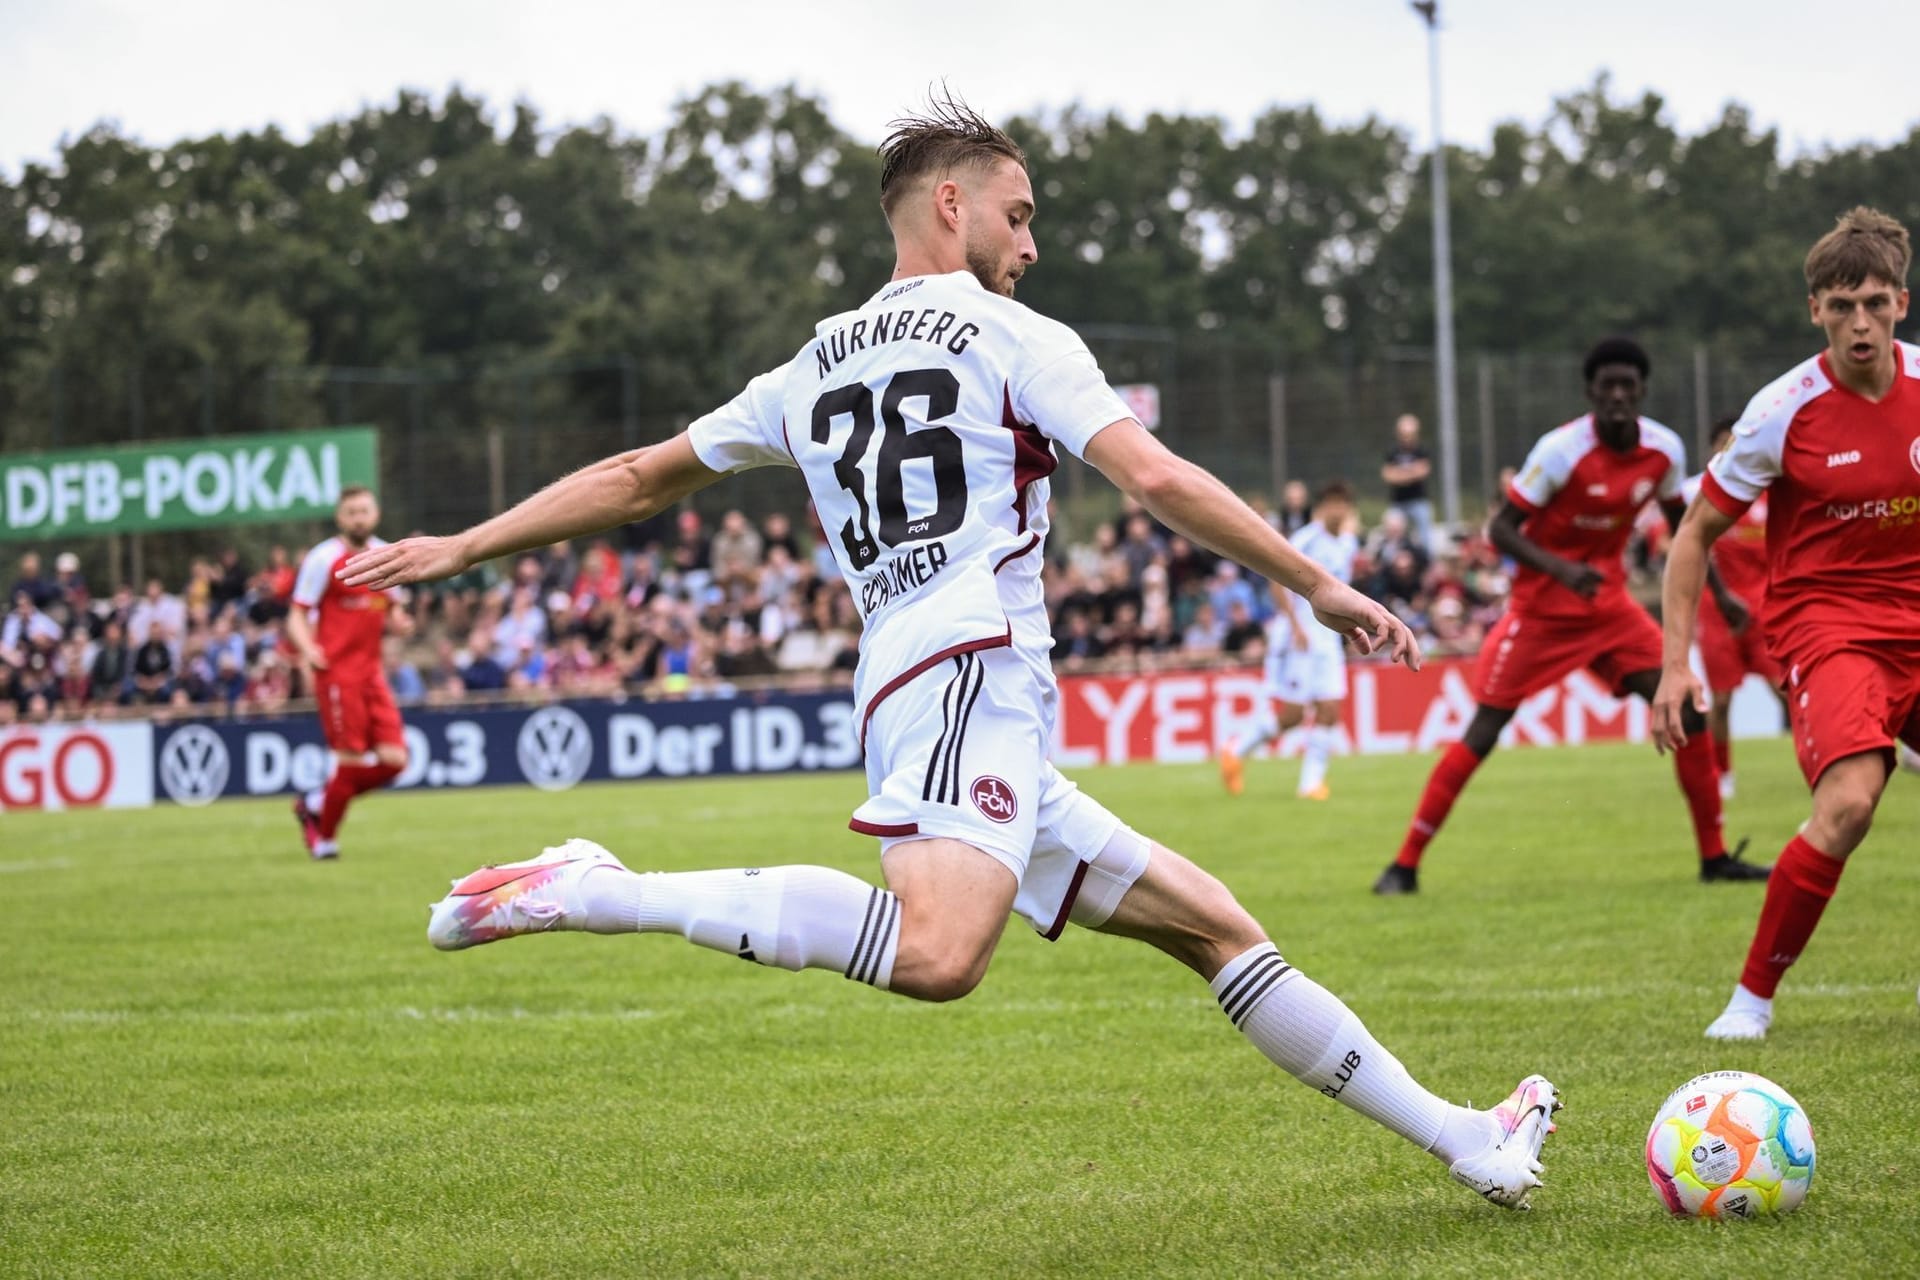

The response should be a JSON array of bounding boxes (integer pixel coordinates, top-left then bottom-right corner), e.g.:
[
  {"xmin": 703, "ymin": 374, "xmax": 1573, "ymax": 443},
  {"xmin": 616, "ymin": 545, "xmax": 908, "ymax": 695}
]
[
  {"xmin": 1655, "ymin": 207, "xmax": 1920, "ymax": 1040},
  {"xmin": 1680, "ymin": 419, "xmax": 1784, "ymax": 799},
  {"xmin": 1374, "ymin": 337, "xmax": 1768, "ymax": 895},
  {"xmin": 287, "ymin": 487, "xmax": 411, "ymax": 859}
]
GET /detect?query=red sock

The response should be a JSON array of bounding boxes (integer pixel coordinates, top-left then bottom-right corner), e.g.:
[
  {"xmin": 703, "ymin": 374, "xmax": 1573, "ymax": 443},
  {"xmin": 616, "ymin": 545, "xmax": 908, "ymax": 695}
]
[
  {"xmin": 1671, "ymin": 733, "xmax": 1726, "ymax": 859},
  {"xmin": 1712, "ymin": 735, "xmax": 1731, "ymax": 775},
  {"xmin": 317, "ymin": 760, "xmax": 403, "ymax": 840},
  {"xmin": 1395, "ymin": 741, "xmax": 1485, "ymax": 868},
  {"xmin": 1739, "ymin": 836, "xmax": 1846, "ymax": 998}
]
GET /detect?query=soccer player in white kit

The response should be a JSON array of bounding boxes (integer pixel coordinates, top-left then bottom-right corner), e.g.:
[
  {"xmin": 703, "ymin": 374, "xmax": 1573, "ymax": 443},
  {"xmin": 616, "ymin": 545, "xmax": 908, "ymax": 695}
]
[
  {"xmin": 1220, "ymin": 483, "xmax": 1359, "ymax": 799},
  {"xmin": 342, "ymin": 98, "xmax": 1559, "ymax": 1209}
]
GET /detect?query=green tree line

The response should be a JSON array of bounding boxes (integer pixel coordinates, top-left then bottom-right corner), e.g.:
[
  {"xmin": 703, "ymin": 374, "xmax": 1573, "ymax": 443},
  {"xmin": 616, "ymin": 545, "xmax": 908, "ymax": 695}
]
[{"xmin": 2, "ymin": 76, "xmax": 1916, "ymax": 452}]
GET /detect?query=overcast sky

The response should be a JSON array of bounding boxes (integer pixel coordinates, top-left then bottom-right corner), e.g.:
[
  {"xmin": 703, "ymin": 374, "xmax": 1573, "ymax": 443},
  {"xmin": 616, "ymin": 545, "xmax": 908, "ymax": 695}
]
[{"xmin": 5, "ymin": 0, "xmax": 1917, "ymax": 174}]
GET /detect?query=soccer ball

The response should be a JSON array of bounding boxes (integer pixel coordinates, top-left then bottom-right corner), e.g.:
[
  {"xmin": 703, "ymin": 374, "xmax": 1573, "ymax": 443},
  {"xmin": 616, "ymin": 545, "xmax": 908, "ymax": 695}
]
[{"xmin": 1645, "ymin": 1070, "xmax": 1815, "ymax": 1219}]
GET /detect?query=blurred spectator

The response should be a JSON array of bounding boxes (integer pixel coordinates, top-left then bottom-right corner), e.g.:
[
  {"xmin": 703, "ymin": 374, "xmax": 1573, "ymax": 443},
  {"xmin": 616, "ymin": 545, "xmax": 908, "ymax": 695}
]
[
  {"xmin": 88, "ymin": 620, "xmax": 131, "ymax": 706},
  {"xmin": 1118, "ymin": 513, "xmax": 1165, "ymax": 588},
  {"xmin": 1381, "ymin": 413, "xmax": 1435, "ymax": 552},
  {"xmin": 49, "ymin": 552, "xmax": 89, "ymax": 626},
  {"xmin": 760, "ymin": 512, "xmax": 799, "ymax": 559},
  {"xmin": 3, "ymin": 588, "xmax": 62, "ymax": 661},
  {"xmin": 129, "ymin": 578, "xmax": 187, "ymax": 648},
  {"xmin": 1276, "ymin": 480, "xmax": 1312, "ymax": 536},
  {"xmin": 1221, "ymin": 599, "xmax": 1264, "ymax": 657},
  {"xmin": 131, "ymin": 624, "xmax": 177, "ymax": 704},
  {"xmin": 711, "ymin": 510, "xmax": 765, "ymax": 588},
  {"xmin": 10, "ymin": 551, "xmax": 56, "ymax": 609},
  {"xmin": 572, "ymin": 540, "xmax": 624, "ymax": 609}
]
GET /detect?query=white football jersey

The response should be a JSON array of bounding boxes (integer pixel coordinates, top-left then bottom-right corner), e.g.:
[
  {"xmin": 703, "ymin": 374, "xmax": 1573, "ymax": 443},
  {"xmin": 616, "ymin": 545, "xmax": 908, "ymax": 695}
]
[
  {"xmin": 1267, "ymin": 519, "xmax": 1359, "ymax": 666},
  {"xmin": 687, "ymin": 270, "xmax": 1132, "ymax": 720}
]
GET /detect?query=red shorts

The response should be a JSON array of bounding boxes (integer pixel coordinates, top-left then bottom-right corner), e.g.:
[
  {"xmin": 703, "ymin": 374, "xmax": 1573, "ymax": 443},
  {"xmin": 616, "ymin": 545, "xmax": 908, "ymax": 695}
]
[
  {"xmin": 1698, "ymin": 601, "xmax": 1782, "ymax": 696},
  {"xmin": 316, "ymin": 673, "xmax": 404, "ymax": 755},
  {"xmin": 1471, "ymin": 607, "xmax": 1664, "ymax": 710},
  {"xmin": 1784, "ymin": 643, "xmax": 1920, "ymax": 786}
]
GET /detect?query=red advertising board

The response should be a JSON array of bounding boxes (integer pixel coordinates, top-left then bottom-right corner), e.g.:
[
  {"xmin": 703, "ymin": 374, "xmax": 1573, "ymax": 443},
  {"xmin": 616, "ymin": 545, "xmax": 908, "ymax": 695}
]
[
  {"xmin": 0, "ymin": 722, "xmax": 154, "ymax": 812},
  {"xmin": 1052, "ymin": 658, "xmax": 1648, "ymax": 767}
]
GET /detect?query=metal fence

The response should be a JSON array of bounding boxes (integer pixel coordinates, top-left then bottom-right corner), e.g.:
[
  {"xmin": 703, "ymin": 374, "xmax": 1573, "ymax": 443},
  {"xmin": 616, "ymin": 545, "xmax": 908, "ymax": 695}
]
[{"xmin": 1, "ymin": 336, "xmax": 1817, "ymax": 581}]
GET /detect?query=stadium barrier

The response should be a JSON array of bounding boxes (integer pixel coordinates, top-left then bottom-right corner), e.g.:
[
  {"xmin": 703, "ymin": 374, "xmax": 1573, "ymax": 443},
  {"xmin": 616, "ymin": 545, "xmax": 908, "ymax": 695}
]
[{"xmin": 1, "ymin": 659, "xmax": 1784, "ymax": 811}]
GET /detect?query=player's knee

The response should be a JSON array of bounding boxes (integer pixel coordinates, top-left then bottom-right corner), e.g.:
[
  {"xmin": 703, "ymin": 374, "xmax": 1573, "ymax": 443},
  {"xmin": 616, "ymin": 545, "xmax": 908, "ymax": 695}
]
[
  {"xmin": 893, "ymin": 948, "xmax": 989, "ymax": 1003},
  {"xmin": 377, "ymin": 743, "xmax": 408, "ymax": 769},
  {"xmin": 1815, "ymin": 786, "xmax": 1877, "ymax": 851}
]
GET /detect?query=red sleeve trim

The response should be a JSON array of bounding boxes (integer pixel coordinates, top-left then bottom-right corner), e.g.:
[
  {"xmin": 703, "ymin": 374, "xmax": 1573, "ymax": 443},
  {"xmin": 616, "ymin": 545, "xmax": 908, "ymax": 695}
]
[
  {"xmin": 1040, "ymin": 858, "xmax": 1093, "ymax": 942},
  {"xmin": 849, "ymin": 819, "xmax": 920, "ymax": 838},
  {"xmin": 1699, "ymin": 471, "xmax": 1754, "ymax": 519},
  {"xmin": 1503, "ymin": 485, "xmax": 1540, "ymax": 516}
]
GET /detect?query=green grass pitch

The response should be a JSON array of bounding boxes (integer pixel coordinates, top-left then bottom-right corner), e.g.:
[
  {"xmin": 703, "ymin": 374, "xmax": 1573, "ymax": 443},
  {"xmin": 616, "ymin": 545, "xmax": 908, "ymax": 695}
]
[{"xmin": 3, "ymin": 738, "xmax": 1917, "ymax": 1278}]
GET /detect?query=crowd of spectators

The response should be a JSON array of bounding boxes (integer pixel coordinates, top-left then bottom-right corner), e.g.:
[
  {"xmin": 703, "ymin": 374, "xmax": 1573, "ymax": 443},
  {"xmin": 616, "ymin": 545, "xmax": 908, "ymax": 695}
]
[{"xmin": 4, "ymin": 481, "xmax": 1537, "ymax": 725}]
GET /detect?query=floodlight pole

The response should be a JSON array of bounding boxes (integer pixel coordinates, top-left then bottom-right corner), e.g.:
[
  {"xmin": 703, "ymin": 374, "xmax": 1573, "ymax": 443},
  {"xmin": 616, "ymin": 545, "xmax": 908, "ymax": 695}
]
[{"xmin": 1414, "ymin": 0, "xmax": 1462, "ymax": 529}]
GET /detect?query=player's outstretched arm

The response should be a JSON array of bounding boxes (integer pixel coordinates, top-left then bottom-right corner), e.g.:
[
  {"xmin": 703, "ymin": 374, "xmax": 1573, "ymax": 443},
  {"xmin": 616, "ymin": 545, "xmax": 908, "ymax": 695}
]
[
  {"xmin": 1085, "ymin": 419, "xmax": 1418, "ymax": 669},
  {"xmin": 1651, "ymin": 498, "xmax": 1737, "ymax": 752},
  {"xmin": 339, "ymin": 436, "xmax": 723, "ymax": 589}
]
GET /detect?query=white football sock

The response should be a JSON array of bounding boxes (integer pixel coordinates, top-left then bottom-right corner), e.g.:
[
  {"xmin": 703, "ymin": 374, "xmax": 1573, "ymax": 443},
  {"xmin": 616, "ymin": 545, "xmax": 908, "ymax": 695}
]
[
  {"xmin": 581, "ymin": 865, "xmax": 900, "ymax": 988},
  {"xmin": 1298, "ymin": 726, "xmax": 1332, "ymax": 793},
  {"xmin": 1213, "ymin": 943, "xmax": 1452, "ymax": 1154}
]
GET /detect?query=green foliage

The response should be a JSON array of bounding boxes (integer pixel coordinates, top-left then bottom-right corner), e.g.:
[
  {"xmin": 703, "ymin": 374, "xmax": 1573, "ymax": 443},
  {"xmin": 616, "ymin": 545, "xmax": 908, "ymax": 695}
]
[
  {"xmin": 3, "ymin": 76, "xmax": 1918, "ymax": 454},
  {"xmin": 2, "ymin": 740, "xmax": 1917, "ymax": 1276}
]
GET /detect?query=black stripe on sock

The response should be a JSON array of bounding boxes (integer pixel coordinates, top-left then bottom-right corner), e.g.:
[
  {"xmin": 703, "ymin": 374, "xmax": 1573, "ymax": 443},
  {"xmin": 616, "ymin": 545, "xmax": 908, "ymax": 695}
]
[
  {"xmin": 858, "ymin": 893, "xmax": 900, "ymax": 986},
  {"xmin": 941, "ymin": 654, "xmax": 986, "ymax": 804},
  {"xmin": 1214, "ymin": 948, "xmax": 1282, "ymax": 1014},
  {"xmin": 849, "ymin": 890, "xmax": 893, "ymax": 985},
  {"xmin": 843, "ymin": 887, "xmax": 881, "ymax": 979},
  {"xmin": 1226, "ymin": 963, "xmax": 1293, "ymax": 1027},
  {"xmin": 921, "ymin": 658, "xmax": 965, "ymax": 802}
]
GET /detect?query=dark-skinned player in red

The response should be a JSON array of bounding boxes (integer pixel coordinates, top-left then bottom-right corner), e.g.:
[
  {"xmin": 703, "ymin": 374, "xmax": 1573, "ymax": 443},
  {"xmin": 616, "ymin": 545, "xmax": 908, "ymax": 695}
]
[
  {"xmin": 1375, "ymin": 337, "xmax": 1768, "ymax": 895},
  {"xmin": 1655, "ymin": 207, "xmax": 1920, "ymax": 1040}
]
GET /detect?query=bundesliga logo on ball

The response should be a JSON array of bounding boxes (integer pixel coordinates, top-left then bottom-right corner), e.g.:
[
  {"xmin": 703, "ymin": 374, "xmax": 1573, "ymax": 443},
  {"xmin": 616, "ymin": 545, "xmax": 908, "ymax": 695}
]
[{"xmin": 1645, "ymin": 1071, "xmax": 1815, "ymax": 1218}]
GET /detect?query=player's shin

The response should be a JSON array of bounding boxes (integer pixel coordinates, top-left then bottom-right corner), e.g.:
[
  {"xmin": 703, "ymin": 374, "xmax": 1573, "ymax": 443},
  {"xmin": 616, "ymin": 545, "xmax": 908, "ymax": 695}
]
[
  {"xmin": 1670, "ymin": 733, "xmax": 1727, "ymax": 859},
  {"xmin": 1737, "ymin": 834, "xmax": 1845, "ymax": 998},
  {"xmin": 589, "ymin": 864, "xmax": 902, "ymax": 988},
  {"xmin": 1395, "ymin": 741, "xmax": 1483, "ymax": 868},
  {"xmin": 1212, "ymin": 943, "xmax": 1481, "ymax": 1157},
  {"xmin": 1298, "ymin": 726, "xmax": 1333, "ymax": 795}
]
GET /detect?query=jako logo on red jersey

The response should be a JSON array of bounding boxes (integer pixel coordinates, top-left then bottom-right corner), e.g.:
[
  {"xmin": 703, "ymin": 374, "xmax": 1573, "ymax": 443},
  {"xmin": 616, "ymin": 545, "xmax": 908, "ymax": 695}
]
[
  {"xmin": 970, "ymin": 776, "xmax": 1018, "ymax": 823},
  {"xmin": 1826, "ymin": 449, "xmax": 1861, "ymax": 468}
]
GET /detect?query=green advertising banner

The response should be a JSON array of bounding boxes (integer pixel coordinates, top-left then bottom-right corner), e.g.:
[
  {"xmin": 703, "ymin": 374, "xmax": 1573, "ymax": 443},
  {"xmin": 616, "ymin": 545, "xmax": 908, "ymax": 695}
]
[{"xmin": 0, "ymin": 427, "xmax": 378, "ymax": 541}]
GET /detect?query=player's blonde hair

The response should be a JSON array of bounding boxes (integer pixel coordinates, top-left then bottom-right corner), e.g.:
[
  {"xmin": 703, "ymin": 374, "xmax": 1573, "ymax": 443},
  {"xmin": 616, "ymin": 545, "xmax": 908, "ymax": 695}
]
[
  {"xmin": 878, "ymin": 89, "xmax": 1027, "ymax": 220},
  {"xmin": 1804, "ymin": 206, "xmax": 1911, "ymax": 295}
]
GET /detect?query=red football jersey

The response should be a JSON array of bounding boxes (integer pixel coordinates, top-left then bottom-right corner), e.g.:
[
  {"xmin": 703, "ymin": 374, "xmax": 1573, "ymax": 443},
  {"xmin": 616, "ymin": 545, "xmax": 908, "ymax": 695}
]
[
  {"xmin": 292, "ymin": 535, "xmax": 395, "ymax": 679},
  {"xmin": 1683, "ymin": 473, "xmax": 1770, "ymax": 607},
  {"xmin": 1505, "ymin": 414, "xmax": 1687, "ymax": 621},
  {"xmin": 1702, "ymin": 342, "xmax": 1920, "ymax": 663}
]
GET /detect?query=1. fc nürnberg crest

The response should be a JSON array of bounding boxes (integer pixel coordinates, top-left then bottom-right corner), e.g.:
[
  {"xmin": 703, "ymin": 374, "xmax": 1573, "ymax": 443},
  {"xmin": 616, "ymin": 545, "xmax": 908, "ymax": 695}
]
[
  {"xmin": 515, "ymin": 706, "xmax": 592, "ymax": 791},
  {"xmin": 970, "ymin": 776, "xmax": 1018, "ymax": 824}
]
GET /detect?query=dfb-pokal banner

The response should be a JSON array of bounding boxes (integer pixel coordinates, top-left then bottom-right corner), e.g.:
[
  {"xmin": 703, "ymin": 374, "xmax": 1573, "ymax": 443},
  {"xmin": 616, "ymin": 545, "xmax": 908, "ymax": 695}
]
[
  {"xmin": 0, "ymin": 427, "xmax": 379, "ymax": 541},
  {"xmin": 149, "ymin": 692, "xmax": 863, "ymax": 806}
]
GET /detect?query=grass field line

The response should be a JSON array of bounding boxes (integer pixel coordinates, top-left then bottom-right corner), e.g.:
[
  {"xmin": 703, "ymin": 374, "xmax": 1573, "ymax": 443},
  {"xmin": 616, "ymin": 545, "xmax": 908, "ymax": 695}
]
[
  {"xmin": 0, "ymin": 856, "xmax": 74, "ymax": 873},
  {"xmin": 5, "ymin": 980, "xmax": 1908, "ymax": 1029}
]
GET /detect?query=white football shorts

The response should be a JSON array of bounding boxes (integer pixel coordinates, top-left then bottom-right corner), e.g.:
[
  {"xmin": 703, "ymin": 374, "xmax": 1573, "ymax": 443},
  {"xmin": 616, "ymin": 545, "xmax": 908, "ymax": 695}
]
[
  {"xmin": 851, "ymin": 643, "xmax": 1133, "ymax": 938},
  {"xmin": 1265, "ymin": 643, "xmax": 1348, "ymax": 706}
]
